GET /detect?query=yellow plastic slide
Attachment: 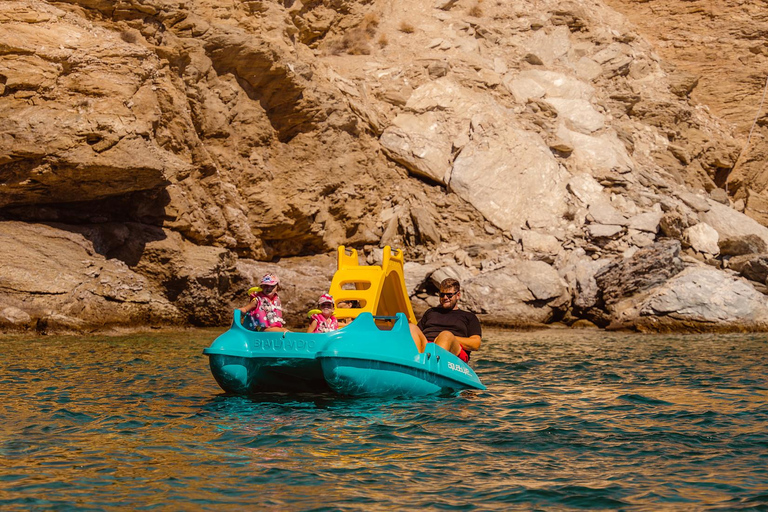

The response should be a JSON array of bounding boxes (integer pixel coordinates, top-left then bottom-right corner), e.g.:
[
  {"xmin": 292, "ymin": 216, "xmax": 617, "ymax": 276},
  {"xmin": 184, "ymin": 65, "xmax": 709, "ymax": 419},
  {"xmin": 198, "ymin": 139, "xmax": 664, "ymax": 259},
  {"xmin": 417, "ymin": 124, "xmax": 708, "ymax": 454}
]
[{"xmin": 328, "ymin": 246, "xmax": 416, "ymax": 324}]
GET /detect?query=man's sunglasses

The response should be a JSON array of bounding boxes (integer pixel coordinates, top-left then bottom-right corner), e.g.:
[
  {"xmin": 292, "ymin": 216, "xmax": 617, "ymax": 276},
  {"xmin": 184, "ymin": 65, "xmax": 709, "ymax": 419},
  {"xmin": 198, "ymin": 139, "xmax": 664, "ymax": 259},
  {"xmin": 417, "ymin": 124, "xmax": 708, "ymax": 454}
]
[{"xmin": 439, "ymin": 292, "xmax": 457, "ymax": 298}]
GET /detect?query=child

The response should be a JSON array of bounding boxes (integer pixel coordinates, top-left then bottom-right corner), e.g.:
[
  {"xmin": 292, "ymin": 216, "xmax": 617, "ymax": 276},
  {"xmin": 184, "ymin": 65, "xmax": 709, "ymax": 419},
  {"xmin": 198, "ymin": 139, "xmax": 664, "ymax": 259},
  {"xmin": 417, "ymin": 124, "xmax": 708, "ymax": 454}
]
[
  {"xmin": 335, "ymin": 299, "xmax": 355, "ymax": 327},
  {"xmin": 307, "ymin": 294, "xmax": 339, "ymax": 333},
  {"xmin": 240, "ymin": 273, "xmax": 287, "ymax": 332}
]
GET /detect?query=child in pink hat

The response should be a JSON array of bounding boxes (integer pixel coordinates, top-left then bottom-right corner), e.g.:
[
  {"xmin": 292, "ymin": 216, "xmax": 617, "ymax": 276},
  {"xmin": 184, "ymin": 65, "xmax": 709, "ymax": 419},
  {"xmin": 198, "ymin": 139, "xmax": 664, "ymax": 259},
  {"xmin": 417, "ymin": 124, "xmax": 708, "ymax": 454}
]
[
  {"xmin": 240, "ymin": 273, "xmax": 287, "ymax": 332},
  {"xmin": 306, "ymin": 293, "xmax": 339, "ymax": 333}
]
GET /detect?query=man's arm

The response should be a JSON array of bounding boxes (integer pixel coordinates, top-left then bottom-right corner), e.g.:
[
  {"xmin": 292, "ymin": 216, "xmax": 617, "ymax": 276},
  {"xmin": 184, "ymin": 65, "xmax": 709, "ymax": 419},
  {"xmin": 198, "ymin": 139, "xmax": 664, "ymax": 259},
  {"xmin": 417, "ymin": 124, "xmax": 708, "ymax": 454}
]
[{"xmin": 459, "ymin": 312, "xmax": 482, "ymax": 351}]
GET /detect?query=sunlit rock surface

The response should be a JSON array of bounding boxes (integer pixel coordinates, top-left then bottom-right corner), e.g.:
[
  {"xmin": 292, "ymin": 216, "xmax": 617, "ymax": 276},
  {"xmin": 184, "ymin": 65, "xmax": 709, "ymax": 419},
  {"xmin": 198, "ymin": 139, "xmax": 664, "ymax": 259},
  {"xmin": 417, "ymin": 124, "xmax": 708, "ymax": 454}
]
[{"xmin": 1, "ymin": 0, "xmax": 768, "ymax": 332}]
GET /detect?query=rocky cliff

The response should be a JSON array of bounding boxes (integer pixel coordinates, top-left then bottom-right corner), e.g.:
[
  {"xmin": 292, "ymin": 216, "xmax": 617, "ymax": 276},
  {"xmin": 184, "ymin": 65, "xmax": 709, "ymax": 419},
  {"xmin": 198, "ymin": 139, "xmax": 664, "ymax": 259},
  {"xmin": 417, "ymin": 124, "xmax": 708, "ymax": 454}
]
[{"xmin": 2, "ymin": 0, "xmax": 768, "ymax": 333}]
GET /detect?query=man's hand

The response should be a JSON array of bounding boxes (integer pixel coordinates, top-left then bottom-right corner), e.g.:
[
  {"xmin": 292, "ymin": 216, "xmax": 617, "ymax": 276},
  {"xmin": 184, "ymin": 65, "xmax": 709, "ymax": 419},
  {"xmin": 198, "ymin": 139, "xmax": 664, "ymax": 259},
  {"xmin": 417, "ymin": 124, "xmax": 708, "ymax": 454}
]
[{"xmin": 458, "ymin": 334, "xmax": 481, "ymax": 352}]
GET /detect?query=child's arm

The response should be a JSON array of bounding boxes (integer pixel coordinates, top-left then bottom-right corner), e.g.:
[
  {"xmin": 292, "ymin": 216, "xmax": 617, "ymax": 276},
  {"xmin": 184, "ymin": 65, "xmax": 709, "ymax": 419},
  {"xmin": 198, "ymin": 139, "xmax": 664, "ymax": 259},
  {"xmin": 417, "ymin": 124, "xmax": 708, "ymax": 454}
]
[
  {"xmin": 306, "ymin": 319, "xmax": 318, "ymax": 333},
  {"xmin": 239, "ymin": 297, "xmax": 258, "ymax": 314}
]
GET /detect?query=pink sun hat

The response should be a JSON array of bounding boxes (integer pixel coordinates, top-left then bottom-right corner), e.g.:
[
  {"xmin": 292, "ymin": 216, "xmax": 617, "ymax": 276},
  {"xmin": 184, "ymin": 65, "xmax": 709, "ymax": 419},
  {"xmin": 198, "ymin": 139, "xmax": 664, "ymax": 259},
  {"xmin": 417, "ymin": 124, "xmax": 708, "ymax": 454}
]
[
  {"xmin": 318, "ymin": 293, "xmax": 334, "ymax": 307},
  {"xmin": 260, "ymin": 273, "xmax": 279, "ymax": 286}
]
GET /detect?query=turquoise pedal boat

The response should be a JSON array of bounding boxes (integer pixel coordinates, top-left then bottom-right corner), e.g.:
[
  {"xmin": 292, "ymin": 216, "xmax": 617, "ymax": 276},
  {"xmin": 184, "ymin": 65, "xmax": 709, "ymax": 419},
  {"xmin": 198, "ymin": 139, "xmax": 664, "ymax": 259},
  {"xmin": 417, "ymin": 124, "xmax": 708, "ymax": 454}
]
[
  {"xmin": 203, "ymin": 246, "xmax": 486, "ymax": 397},
  {"xmin": 203, "ymin": 310, "xmax": 486, "ymax": 397}
]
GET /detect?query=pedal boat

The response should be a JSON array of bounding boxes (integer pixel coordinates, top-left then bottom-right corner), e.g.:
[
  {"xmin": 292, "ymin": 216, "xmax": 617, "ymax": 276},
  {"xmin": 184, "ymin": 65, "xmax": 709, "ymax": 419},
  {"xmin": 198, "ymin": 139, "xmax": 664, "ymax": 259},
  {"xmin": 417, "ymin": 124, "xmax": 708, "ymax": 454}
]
[{"xmin": 203, "ymin": 310, "xmax": 486, "ymax": 397}]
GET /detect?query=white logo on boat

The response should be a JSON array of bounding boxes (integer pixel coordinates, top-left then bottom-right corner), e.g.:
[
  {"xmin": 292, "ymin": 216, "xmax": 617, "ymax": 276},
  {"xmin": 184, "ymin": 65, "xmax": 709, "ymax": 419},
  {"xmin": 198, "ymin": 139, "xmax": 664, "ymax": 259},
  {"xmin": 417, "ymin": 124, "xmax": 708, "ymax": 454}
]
[
  {"xmin": 447, "ymin": 361, "xmax": 470, "ymax": 376},
  {"xmin": 252, "ymin": 339, "xmax": 315, "ymax": 351}
]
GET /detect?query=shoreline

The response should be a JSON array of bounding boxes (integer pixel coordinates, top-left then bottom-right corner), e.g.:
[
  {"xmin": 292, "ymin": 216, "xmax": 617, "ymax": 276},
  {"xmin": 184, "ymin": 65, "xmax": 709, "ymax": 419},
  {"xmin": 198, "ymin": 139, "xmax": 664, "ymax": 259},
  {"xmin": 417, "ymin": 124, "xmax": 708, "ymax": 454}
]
[{"xmin": 4, "ymin": 317, "xmax": 768, "ymax": 338}]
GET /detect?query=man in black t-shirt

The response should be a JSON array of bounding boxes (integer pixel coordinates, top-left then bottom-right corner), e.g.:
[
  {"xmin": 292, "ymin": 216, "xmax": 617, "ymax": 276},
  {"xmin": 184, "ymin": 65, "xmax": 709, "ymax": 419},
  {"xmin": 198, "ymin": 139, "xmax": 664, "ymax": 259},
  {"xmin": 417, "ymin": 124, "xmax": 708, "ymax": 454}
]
[{"xmin": 411, "ymin": 278, "xmax": 481, "ymax": 362}]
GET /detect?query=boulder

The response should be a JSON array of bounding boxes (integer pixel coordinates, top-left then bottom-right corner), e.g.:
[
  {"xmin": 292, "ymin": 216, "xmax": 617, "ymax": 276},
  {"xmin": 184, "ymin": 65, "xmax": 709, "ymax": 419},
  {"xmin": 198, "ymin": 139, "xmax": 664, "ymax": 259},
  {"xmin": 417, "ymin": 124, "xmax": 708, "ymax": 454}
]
[
  {"xmin": 719, "ymin": 234, "xmax": 768, "ymax": 257},
  {"xmin": 544, "ymin": 98, "xmax": 605, "ymax": 133},
  {"xmin": 744, "ymin": 190, "xmax": 768, "ymax": 226},
  {"xmin": 677, "ymin": 191, "xmax": 711, "ymax": 213},
  {"xmin": 557, "ymin": 125, "xmax": 634, "ymax": 174},
  {"xmin": 659, "ymin": 207, "xmax": 696, "ymax": 240},
  {"xmin": 134, "ymin": 230, "xmax": 239, "ymax": 326},
  {"xmin": 587, "ymin": 224, "xmax": 623, "ymax": 239},
  {"xmin": 684, "ymin": 222, "xmax": 719, "ymax": 255},
  {"xmin": 574, "ymin": 57, "xmax": 603, "ymax": 81},
  {"xmin": 514, "ymin": 260, "xmax": 568, "ymax": 302},
  {"xmin": 709, "ymin": 188, "xmax": 729, "ymax": 205},
  {"xmin": 726, "ymin": 254, "xmax": 768, "ymax": 284},
  {"xmin": 628, "ymin": 210, "xmax": 663, "ymax": 233},
  {"xmin": 410, "ymin": 207, "xmax": 441, "ymax": 246},
  {"xmin": 505, "ymin": 69, "xmax": 594, "ymax": 103},
  {"xmin": 700, "ymin": 200, "xmax": 768, "ymax": 247},
  {"xmin": 520, "ymin": 231, "xmax": 563, "ymax": 260},
  {"xmin": 450, "ymin": 125, "xmax": 570, "ymax": 231},
  {"xmin": 522, "ymin": 25, "xmax": 572, "ymax": 67},
  {"xmin": 403, "ymin": 261, "xmax": 442, "ymax": 295},
  {"xmin": 637, "ymin": 267, "xmax": 768, "ymax": 329},
  {"xmin": 461, "ymin": 260, "xmax": 569, "ymax": 325},
  {"xmin": 0, "ymin": 221, "xmax": 180, "ymax": 332},
  {"xmin": 567, "ymin": 173, "xmax": 606, "ymax": 207},
  {"xmin": 564, "ymin": 253, "xmax": 612, "ymax": 310},
  {"xmin": 595, "ymin": 239, "xmax": 686, "ymax": 307},
  {"xmin": 379, "ymin": 121, "xmax": 452, "ymax": 184},
  {"xmin": 588, "ymin": 202, "xmax": 628, "ymax": 226}
]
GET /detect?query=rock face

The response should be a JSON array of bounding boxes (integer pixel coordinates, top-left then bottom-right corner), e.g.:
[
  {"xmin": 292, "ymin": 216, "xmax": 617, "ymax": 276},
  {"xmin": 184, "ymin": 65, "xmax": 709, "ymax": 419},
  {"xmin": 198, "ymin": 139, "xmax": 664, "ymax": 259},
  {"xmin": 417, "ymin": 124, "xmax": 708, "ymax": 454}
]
[
  {"xmin": 1, "ymin": 0, "xmax": 768, "ymax": 333},
  {"xmin": 595, "ymin": 240, "xmax": 686, "ymax": 309},
  {"xmin": 0, "ymin": 221, "xmax": 180, "ymax": 331},
  {"xmin": 635, "ymin": 267, "xmax": 768, "ymax": 332},
  {"xmin": 602, "ymin": 0, "xmax": 768, "ymax": 226}
]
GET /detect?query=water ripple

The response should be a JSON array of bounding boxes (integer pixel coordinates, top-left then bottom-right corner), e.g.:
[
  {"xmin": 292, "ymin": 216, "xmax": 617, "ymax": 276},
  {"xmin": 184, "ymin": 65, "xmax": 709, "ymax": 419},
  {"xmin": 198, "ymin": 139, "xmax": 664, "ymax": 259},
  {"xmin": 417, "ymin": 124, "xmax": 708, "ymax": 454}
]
[{"xmin": 0, "ymin": 329, "xmax": 767, "ymax": 509}]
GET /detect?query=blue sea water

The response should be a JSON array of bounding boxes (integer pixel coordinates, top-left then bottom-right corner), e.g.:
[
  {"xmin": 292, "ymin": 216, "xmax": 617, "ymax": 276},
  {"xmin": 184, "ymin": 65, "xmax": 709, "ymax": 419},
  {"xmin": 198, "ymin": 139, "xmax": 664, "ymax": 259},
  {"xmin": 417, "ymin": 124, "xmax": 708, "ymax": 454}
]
[{"xmin": 1, "ymin": 328, "xmax": 767, "ymax": 510}]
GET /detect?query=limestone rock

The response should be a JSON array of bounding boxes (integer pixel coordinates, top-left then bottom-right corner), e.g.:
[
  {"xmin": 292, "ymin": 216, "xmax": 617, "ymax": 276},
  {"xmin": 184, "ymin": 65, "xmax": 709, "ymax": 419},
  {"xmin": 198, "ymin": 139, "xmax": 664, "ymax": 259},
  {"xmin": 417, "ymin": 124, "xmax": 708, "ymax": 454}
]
[
  {"xmin": 677, "ymin": 192, "xmax": 711, "ymax": 213},
  {"xmin": 700, "ymin": 200, "xmax": 768, "ymax": 248},
  {"xmin": 380, "ymin": 124, "xmax": 451, "ymax": 184},
  {"xmin": 638, "ymin": 267, "xmax": 768, "ymax": 328},
  {"xmin": 0, "ymin": 307, "xmax": 32, "ymax": 327},
  {"xmin": 567, "ymin": 174, "xmax": 605, "ymax": 207},
  {"xmin": 595, "ymin": 239, "xmax": 686, "ymax": 307},
  {"xmin": 587, "ymin": 224, "xmax": 623, "ymax": 239},
  {"xmin": 726, "ymin": 254, "xmax": 768, "ymax": 284},
  {"xmin": 709, "ymin": 188, "xmax": 729, "ymax": 205},
  {"xmin": 514, "ymin": 260, "xmax": 568, "ymax": 302},
  {"xmin": 520, "ymin": 231, "xmax": 562, "ymax": 260},
  {"xmin": 719, "ymin": 235, "xmax": 768, "ymax": 257},
  {"xmin": 450, "ymin": 125, "xmax": 570, "ymax": 231},
  {"xmin": 628, "ymin": 211, "xmax": 663, "ymax": 233},
  {"xmin": 557, "ymin": 125, "xmax": 634, "ymax": 174},
  {"xmin": 506, "ymin": 70, "xmax": 594, "ymax": 103},
  {"xmin": 659, "ymin": 208, "xmax": 696, "ymax": 240},
  {"xmin": 562, "ymin": 252, "xmax": 612, "ymax": 310},
  {"xmin": 410, "ymin": 207, "xmax": 441, "ymax": 246},
  {"xmin": 522, "ymin": 25, "xmax": 572, "ymax": 67},
  {"xmin": 403, "ymin": 261, "xmax": 442, "ymax": 295},
  {"xmin": 684, "ymin": 223, "xmax": 719, "ymax": 255},
  {"xmin": 588, "ymin": 202, "xmax": 628, "ymax": 226},
  {"xmin": 0, "ymin": 221, "xmax": 180, "ymax": 332},
  {"xmin": 744, "ymin": 190, "xmax": 768, "ymax": 227},
  {"xmin": 461, "ymin": 260, "xmax": 569, "ymax": 326},
  {"xmin": 544, "ymin": 98, "xmax": 605, "ymax": 133}
]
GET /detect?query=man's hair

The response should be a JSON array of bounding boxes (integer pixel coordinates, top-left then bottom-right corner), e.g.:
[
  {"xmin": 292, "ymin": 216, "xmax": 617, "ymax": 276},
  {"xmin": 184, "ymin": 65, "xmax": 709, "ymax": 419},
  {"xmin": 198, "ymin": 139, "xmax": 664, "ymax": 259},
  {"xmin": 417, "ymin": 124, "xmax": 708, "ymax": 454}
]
[{"xmin": 440, "ymin": 278, "xmax": 460, "ymax": 292}]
